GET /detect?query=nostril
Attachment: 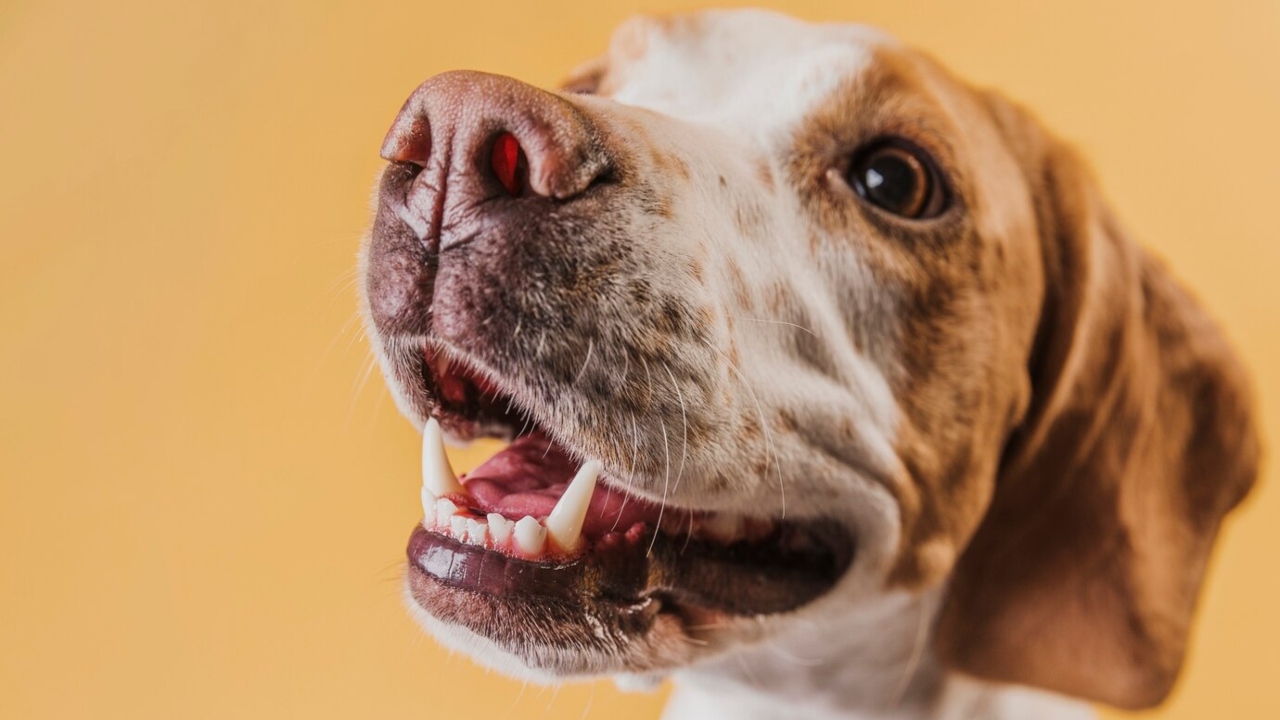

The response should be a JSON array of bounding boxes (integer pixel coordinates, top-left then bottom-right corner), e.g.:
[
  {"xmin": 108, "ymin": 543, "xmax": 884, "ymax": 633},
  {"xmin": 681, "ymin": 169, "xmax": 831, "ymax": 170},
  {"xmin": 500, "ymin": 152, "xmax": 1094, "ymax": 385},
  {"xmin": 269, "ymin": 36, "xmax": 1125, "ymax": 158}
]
[
  {"xmin": 490, "ymin": 132, "xmax": 528, "ymax": 196},
  {"xmin": 381, "ymin": 115, "xmax": 432, "ymax": 168}
]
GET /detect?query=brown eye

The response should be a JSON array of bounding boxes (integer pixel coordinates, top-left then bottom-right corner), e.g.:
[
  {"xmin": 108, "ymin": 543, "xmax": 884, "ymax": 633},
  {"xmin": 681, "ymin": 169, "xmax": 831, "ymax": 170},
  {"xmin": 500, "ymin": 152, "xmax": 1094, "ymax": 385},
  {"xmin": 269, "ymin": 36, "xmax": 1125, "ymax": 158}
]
[{"xmin": 848, "ymin": 141, "xmax": 948, "ymax": 219}]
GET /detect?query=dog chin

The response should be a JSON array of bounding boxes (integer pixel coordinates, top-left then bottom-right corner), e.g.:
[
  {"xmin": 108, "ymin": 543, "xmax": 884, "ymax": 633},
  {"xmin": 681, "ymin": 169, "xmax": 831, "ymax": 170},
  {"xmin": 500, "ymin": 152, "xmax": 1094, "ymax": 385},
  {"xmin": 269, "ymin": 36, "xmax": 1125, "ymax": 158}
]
[{"xmin": 403, "ymin": 585, "xmax": 702, "ymax": 682}]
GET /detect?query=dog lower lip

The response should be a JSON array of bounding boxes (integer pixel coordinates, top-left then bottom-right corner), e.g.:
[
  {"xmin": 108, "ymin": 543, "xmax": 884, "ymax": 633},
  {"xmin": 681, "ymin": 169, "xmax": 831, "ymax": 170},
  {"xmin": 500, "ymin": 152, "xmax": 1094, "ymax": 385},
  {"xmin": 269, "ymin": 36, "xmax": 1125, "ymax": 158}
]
[{"xmin": 407, "ymin": 515, "xmax": 854, "ymax": 617}]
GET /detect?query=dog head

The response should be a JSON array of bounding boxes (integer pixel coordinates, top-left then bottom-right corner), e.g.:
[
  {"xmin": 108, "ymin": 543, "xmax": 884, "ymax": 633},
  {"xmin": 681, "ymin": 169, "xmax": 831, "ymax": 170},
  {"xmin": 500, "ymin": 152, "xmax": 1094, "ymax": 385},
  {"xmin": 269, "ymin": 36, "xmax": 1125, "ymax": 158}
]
[{"xmin": 361, "ymin": 10, "xmax": 1258, "ymax": 709}]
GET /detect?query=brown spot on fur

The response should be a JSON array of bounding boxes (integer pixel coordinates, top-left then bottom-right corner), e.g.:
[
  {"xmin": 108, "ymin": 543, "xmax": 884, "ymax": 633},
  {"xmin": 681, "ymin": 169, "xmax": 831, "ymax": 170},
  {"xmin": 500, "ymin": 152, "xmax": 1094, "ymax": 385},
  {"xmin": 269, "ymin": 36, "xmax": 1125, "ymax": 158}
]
[
  {"xmin": 651, "ymin": 194, "xmax": 675, "ymax": 218},
  {"xmin": 727, "ymin": 261, "xmax": 752, "ymax": 310},
  {"xmin": 694, "ymin": 305, "xmax": 716, "ymax": 335},
  {"xmin": 756, "ymin": 158, "xmax": 774, "ymax": 191},
  {"xmin": 838, "ymin": 418, "xmax": 856, "ymax": 441},
  {"xmin": 733, "ymin": 201, "xmax": 766, "ymax": 237},
  {"xmin": 775, "ymin": 408, "xmax": 798, "ymax": 433},
  {"xmin": 688, "ymin": 259, "xmax": 705, "ymax": 283},
  {"xmin": 764, "ymin": 282, "xmax": 789, "ymax": 314},
  {"xmin": 651, "ymin": 149, "xmax": 691, "ymax": 180}
]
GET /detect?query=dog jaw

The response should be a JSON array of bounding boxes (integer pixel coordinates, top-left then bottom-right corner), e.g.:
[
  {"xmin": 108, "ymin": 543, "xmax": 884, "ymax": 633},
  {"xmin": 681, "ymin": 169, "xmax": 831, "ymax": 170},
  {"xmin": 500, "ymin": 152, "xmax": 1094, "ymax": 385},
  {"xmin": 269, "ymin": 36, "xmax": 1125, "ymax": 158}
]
[{"xmin": 363, "ymin": 5, "xmax": 1023, "ymax": 692}]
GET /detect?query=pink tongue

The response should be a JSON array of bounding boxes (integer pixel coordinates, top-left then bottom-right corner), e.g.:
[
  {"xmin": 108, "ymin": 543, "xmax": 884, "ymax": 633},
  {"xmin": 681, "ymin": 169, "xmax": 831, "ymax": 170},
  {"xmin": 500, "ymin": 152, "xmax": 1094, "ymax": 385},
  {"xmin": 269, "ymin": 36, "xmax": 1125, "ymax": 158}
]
[{"xmin": 462, "ymin": 432, "xmax": 673, "ymax": 537}]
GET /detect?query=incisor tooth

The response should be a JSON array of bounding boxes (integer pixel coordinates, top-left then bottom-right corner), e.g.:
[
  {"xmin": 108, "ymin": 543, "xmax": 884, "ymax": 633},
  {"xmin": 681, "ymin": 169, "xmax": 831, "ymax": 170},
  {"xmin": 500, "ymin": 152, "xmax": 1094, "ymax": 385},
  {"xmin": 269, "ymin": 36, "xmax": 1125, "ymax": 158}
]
[
  {"xmin": 465, "ymin": 519, "xmax": 488, "ymax": 546},
  {"xmin": 544, "ymin": 460, "xmax": 601, "ymax": 550},
  {"xmin": 422, "ymin": 418, "xmax": 465, "ymax": 497},
  {"xmin": 487, "ymin": 513, "xmax": 514, "ymax": 545},
  {"xmin": 514, "ymin": 516, "xmax": 546, "ymax": 555},
  {"xmin": 450, "ymin": 515, "xmax": 468, "ymax": 540}
]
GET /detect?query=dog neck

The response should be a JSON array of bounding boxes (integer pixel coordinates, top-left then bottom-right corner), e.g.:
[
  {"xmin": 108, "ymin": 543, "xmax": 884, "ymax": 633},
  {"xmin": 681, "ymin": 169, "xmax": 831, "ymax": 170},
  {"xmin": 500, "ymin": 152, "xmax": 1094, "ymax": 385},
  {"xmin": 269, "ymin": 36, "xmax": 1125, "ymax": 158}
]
[{"xmin": 657, "ymin": 589, "xmax": 1095, "ymax": 720}]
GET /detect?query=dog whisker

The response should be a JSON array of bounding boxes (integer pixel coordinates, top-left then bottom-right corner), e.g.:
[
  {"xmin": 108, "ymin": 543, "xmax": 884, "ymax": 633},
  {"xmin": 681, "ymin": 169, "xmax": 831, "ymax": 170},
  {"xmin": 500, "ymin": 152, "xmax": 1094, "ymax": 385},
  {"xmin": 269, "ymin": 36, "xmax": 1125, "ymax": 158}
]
[
  {"xmin": 604, "ymin": 409, "xmax": 642, "ymax": 535},
  {"xmin": 685, "ymin": 622, "xmax": 732, "ymax": 632},
  {"xmin": 343, "ymin": 352, "xmax": 381, "ymax": 434},
  {"xmin": 572, "ymin": 338, "xmax": 594, "ymax": 386},
  {"xmin": 727, "ymin": 314, "xmax": 819, "ymax": 338},
  {"xmin": 887, "ymin": 593, "xmax": 934, "ymax": 711},
  {"xmin": 662, "ymin": 361, "xmax": 690, "ymax": 493},
  {"xmin": 763, "ymin": 639, "xmax": 824, "ymax": 667},
  {"xmin": 650, "ymin": 416, "xmax": 671, "ymax": 558},
  {"xmin": 575, "ymin": 685, "xmax": 596, "ymax": 720},
  {"xmin": 734, "ymin": 653, "xmax": 762, "ymax": 688}
]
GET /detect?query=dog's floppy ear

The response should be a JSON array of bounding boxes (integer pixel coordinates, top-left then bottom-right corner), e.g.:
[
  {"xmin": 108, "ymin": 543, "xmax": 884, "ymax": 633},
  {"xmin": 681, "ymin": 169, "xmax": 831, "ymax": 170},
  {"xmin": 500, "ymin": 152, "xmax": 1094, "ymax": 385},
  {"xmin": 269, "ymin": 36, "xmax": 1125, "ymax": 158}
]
[{"xmin": 934, "ymin": 95, "xmax": 1261, "ymax": 709}]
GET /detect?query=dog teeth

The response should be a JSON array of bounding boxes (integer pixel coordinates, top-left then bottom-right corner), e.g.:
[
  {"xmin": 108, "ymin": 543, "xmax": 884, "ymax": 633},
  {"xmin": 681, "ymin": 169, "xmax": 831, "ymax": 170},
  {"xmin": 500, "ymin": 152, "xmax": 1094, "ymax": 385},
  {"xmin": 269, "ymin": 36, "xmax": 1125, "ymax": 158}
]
[
  {"xmin": 514, "ymin": 516, "xmax": 547, "ymax": 555},
  {"xmin": 487, "ymin": 513, "xmax": 514, "ymax": 544},
  {"xmin": 465, "ymin": 518, "xmax": 488, "ymax": 546},
  {"xmin": 418, "ymin": 447, "xmax": 602, "ymax": 557},
  {"xmin": 435, "ymin": 497, "xmax": 460, "ymax": 527},
  {"xmin": 422, "ymin": 418, "xmax": 466, "ymax": 498},
  {"xmin": 544, "ymin": 460, "xmax": 601, "ymax": 551},
  {"xmin": 420, "ymin": 487, "xmax": 437, "ymax": 525},
  {"xmin": 450, "ymin": 515, "xmax": 468, "ymax": 539}
]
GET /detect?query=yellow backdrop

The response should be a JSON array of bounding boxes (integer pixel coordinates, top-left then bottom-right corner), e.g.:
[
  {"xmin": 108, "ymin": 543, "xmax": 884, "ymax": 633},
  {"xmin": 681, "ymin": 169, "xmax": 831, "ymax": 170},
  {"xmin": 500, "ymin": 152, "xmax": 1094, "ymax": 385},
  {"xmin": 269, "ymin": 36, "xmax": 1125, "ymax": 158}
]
[{"xmin": 2, "ymin": 0, "xmax": 1276, "ymax": 717}]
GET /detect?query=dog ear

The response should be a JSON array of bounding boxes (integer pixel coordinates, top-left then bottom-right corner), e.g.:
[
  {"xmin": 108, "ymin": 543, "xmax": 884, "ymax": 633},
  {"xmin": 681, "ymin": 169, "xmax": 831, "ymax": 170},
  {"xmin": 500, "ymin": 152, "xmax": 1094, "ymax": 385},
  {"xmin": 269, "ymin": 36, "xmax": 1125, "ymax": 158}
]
[{"xmin": 933, "ymin": 95, "xmax": 1261, "ymax": 709}]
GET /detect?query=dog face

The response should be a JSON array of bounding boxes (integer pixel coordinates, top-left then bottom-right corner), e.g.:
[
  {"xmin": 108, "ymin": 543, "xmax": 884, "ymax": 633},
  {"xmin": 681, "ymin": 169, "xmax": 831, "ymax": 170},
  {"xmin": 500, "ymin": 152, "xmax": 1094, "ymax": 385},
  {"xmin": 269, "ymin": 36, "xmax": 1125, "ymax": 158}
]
[{"xmin": 361, "ymin": 10, "xmax": 1257, "ymax": 710}]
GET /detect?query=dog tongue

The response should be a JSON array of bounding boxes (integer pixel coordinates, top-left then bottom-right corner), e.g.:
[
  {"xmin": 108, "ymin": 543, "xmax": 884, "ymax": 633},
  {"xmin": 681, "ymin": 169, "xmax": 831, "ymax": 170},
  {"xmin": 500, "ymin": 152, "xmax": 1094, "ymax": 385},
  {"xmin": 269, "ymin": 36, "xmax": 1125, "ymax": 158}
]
[{"xmin": 461, "ymin": 432, "xmax": 670, "ymax": 538}]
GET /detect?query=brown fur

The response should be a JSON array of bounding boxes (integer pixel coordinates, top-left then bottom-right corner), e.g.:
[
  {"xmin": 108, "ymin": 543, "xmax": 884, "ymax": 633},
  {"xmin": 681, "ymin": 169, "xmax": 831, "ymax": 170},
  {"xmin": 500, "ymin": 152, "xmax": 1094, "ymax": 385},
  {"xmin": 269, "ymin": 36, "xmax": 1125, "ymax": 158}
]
[
  {"xmin": 367, "ymin": 12, "xmax": 1260, "ymax": 711},
  {"xmin": 934, "ymin": 95, "xmax": 1261, "ymax": 708}
]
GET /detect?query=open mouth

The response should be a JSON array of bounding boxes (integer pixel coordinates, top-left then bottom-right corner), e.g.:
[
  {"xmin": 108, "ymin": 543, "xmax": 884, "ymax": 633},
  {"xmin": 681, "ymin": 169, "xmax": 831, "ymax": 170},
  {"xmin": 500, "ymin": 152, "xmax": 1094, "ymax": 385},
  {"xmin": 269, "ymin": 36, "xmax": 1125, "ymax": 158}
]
[{"xmin": 406, "ymin": 341, "xmax": 855, "ymax": 643}]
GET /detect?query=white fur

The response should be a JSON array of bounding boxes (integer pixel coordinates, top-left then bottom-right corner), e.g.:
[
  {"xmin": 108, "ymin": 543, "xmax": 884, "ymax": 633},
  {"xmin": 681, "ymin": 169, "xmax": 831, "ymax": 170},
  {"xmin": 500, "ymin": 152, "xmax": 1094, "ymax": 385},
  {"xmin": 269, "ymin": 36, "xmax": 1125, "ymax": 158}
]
[{"xmin": 390, "ymin": 10, "xmax": 1096, "ymax": 720}]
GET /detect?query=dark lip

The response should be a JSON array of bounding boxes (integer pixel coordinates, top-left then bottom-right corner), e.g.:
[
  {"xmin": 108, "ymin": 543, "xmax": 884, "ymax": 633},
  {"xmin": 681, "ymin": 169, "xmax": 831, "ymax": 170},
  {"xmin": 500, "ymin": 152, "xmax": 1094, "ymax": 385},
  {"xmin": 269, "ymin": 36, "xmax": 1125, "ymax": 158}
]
[
  {"xmin": 407, "ymin": 524, "xmax": 649, "ymax": 605},
  {"xmin": 407, "ymin": 516, "xmax": 855, "ymax": 617}
]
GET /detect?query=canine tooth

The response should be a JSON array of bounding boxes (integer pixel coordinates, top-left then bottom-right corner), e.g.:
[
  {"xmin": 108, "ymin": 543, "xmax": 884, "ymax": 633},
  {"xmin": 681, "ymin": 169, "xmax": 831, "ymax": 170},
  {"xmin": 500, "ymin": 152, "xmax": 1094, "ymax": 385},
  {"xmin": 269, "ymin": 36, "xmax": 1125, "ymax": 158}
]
[
  {"xmin": 435, "ymin": 498, "xmax": 459, "ymax": 528},
  {"xmin": 465, "ymin": 518, "xmax": 488, "ymax": 546},
  {"xmin": 514, "ymin": 516, "xmax": 547, "ymax": 555},
  {"xmin": 450, "ymin": 515, "xmax": 469, "ymax": 539},
  {"xmin": 545, "ymin": 460, "xmax": 601, "ymax": 550},
  {"xmin": 420, "ymin": 487, "xmax": 436, "ymax": 524},
  {"xmin": 487, "ymin": 513, "xmax": 514, "ymax": 544},
  {"xmin": 422, "ymin": 418, "xmax": 465, "ymax": 497}
]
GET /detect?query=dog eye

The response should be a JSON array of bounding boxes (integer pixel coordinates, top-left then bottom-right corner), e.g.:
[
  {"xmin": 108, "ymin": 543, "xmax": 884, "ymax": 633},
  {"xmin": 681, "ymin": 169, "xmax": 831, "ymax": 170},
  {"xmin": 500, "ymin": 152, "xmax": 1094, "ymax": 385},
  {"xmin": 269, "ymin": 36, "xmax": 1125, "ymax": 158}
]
[{"xmin": 847, "ymin": 141, "xmax": 948, "ymax": 219}]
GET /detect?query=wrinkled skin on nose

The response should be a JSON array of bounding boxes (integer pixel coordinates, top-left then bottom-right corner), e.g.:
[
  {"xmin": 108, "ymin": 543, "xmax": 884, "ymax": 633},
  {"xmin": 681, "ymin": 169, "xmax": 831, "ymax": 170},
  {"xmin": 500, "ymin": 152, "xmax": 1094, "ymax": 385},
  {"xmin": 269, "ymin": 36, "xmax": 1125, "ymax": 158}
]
[
  {"xmin": 381, "ymin": 70, "xmax": 612, "ymax": 201},
  {"xmin": 365, "ymin": 71, "xmax": 618, "ymax": 338}
]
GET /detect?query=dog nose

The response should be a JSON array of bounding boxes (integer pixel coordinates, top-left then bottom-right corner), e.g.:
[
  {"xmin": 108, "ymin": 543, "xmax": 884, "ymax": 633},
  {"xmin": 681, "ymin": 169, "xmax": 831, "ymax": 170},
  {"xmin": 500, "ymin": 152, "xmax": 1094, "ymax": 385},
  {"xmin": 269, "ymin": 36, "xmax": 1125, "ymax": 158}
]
[{"xmin": 380, "ymin": 70, "xmax": 610, "ymax": 201}]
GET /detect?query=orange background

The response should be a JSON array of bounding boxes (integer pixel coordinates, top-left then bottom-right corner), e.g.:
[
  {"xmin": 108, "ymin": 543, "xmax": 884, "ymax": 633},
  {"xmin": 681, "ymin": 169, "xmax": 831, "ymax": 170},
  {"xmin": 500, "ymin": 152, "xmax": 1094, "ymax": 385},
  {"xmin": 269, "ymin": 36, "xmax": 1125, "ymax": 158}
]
[{"xmin": 2, "ymin": 1, "xmax": 1277, "ymax": 718}]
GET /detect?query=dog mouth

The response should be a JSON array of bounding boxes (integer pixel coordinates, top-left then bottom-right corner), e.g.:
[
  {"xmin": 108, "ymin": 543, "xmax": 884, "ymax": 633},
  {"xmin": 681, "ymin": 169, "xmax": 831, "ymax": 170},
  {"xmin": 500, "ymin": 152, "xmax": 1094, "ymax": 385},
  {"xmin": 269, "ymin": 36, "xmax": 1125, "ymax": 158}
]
[{"xmin": 403, "ymin": 340, "xmax": 855, "ymax": 667}]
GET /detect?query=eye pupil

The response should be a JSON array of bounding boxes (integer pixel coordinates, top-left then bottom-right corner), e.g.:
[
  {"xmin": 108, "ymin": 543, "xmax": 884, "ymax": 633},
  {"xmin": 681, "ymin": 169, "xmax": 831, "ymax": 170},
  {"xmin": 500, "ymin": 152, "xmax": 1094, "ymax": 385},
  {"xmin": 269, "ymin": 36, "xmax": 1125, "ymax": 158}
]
[{"xmin": 848, "ymin": 142, "xmax": 943, "ymax": 219}]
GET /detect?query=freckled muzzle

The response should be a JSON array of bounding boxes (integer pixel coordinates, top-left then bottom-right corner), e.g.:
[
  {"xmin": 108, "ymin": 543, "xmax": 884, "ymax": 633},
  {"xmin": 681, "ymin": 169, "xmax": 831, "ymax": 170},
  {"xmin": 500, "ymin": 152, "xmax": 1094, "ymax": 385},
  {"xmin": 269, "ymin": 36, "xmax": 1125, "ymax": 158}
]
[{"xmin": 363, "ymin": 68, "xmax": 857, "ymax": 671}]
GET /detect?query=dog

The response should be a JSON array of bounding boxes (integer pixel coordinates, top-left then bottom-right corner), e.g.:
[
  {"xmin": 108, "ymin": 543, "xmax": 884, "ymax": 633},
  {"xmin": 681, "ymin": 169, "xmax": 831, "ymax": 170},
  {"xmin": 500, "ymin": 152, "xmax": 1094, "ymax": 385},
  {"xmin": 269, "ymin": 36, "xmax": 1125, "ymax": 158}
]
[{"xmin": 359, "ymin": 10, "xmax": 1260, "ymax": 719}]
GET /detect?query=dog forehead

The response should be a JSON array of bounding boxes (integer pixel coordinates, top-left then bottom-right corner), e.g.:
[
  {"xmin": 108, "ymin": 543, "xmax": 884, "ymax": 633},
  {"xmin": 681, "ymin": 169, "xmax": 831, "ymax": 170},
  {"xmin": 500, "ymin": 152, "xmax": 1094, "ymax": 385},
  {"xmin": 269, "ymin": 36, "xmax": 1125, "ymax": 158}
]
[{"xmin": 605, "ymin": 10, "xmax": 894, "ymax": 140}]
